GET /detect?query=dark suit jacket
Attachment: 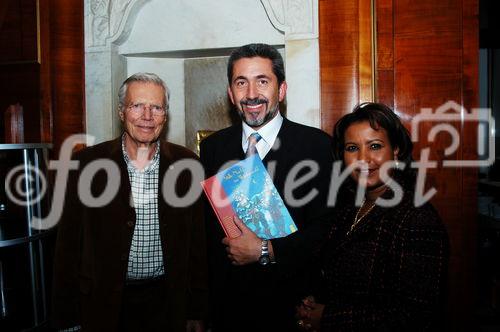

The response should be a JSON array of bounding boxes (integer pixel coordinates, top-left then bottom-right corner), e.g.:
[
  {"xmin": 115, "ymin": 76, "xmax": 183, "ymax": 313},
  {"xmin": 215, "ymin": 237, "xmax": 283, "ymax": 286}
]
[
  {"xmin": 319, "ymin": 178, "xmax": 449, "ymax": 331},
  {"xmin": 51, "ymin": 137, "xmax": 208, "ymax": 331},
  {"xmin": 200, "ymin": 118, "xmax": 334, "ymax": 331}
]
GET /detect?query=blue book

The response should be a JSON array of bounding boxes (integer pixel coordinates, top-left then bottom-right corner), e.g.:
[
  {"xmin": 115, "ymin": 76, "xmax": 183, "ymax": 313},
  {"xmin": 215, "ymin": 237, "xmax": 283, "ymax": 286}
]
[{"xmin": 201, "ymin": 155, "xmax": 297, "ymax": 239}]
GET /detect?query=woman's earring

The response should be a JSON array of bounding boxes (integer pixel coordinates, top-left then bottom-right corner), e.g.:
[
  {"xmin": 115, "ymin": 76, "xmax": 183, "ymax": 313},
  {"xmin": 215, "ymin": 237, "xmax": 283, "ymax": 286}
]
[{"xmin": 394, "ymin": 157, "xmax": 400, "ymax": 169}]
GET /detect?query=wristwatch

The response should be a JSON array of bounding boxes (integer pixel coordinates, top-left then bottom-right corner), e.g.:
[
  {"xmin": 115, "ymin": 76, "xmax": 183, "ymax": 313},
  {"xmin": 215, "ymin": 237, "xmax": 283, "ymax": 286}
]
[{"xmin": 258, "ymin": 239, "xmax": 271, "ymax": 266}]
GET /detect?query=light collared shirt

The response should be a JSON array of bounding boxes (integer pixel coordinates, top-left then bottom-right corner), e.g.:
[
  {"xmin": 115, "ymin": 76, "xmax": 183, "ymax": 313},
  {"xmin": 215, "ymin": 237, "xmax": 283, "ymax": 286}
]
[
  {"xmin": 242, "ymin": 112, "xmax": 283, "ymax": 159},
  {"xmin": 122, "ymin": 135, "xmax": 165, "ymax": 280}
]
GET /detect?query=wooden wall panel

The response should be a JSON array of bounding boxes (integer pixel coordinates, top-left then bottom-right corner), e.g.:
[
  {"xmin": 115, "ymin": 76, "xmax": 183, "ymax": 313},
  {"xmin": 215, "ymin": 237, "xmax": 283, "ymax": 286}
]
[
  {"xmin": 0, "ymin": 0, "xmax": 38, "ymax": 63},
  {"xmin": 319, "ymin": 0, "xmax": 374, "ymax": 136},
  {"xmin": 39, "ymin": 0, "xmax": 52, "ymax": 143},
  {"xmin": 49, "ymin": 0, "xmax": 85, "ymax": 154},
  {"xmin": 319, "ymin": 0, "xmax": 359, "ymax": 136},
  {"xmin": 358, "ymin": 0, "xmax": 374, "ymax": 102},
  {"xmin": 0, "ymin": 0, "xmax": 41, "ymax": 143},
  {"xmin": 390, "ymin": 1, "xmax": 477, "ymax": 329},
  {"xmin": 0, "ymin": 63, "xmax": 41, "ymax": 142},
  {"xmin": 460, "ymin": 0, "xmax": 480, "ymax": 326},
  {"xmin": 375, "ymin": 0, "xmax": 394, "ymax": 107},
  {"xmin": 0, "ymin": 0, "xmax": 83, "ymax": 150}
]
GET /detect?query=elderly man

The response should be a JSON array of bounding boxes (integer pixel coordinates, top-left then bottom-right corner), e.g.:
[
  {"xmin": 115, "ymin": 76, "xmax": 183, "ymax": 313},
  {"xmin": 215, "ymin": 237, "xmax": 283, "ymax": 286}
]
[
  {"xmin": 52, "ymin": 73, "xmax": 207, "ymax": 331},
  {"xmin": 200, "ymin": 44, "xmax": 334, "ymax": 331}
]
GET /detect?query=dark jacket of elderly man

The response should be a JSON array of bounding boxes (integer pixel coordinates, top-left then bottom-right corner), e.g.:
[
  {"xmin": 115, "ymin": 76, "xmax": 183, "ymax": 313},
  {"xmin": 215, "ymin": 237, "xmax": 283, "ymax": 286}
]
[
  {"xmin": 51, "ymin": 72, "xmax": 207, "ymax": 332},
  {"xmin": 51, "ymin": 138, "xmax": 208, "ymax": 331}
]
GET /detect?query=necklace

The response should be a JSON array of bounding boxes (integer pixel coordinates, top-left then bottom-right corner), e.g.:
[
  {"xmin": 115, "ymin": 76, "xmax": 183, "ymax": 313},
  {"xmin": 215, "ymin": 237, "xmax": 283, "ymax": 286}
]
[{"xmin": 349, "ymin": 198, "xmax": 376, "ymax": 234}]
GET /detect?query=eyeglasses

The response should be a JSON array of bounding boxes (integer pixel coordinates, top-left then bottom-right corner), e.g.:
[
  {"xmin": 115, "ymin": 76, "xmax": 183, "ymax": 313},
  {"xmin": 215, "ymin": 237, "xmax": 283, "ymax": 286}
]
[{"xmin": 126, "ymin": 103, "xmax": 166, "ymax": 116}]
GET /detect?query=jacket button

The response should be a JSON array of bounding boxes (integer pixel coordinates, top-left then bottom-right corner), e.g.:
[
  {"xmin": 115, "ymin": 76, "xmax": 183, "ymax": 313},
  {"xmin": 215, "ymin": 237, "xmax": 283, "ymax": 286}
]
[
  {"xmin": 127, "ymin": 220, "xmax": 134, "ymax": 227},
  {"xmin": 121, "ymin": 253, "xmax": 128, "ymax": 261}
]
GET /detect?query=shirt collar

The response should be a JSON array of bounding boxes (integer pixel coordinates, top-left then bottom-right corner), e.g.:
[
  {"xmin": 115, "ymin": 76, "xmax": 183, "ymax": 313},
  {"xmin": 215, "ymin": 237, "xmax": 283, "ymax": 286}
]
[
  {"xmin": 242, "ymin": 112, "xmax": 283, "ymax": 148},
  {"xmin": 122, "ymin": 133, "xmax": 160, "ymax": 174}
]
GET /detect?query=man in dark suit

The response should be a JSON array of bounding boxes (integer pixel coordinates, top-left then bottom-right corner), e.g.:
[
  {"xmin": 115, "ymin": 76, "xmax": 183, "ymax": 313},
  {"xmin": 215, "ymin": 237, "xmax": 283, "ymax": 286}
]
[
  {"xmin": 200, "ymin": 43, "xmax": 334, "ymax": 331},
  {"xmin": 52, "ymin": 73, "xmax": 207, "ymax": 331}
]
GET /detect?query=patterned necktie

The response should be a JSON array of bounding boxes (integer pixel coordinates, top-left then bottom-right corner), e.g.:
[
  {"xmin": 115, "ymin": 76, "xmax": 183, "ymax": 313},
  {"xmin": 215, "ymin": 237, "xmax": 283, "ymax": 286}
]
[{"xmin": 246, "ymin": 132, "xmax": 262, "ymax": 158}]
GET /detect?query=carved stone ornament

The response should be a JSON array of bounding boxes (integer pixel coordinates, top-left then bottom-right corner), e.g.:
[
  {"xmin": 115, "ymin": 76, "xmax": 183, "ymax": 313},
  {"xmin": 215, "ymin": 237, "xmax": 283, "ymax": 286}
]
[
  {"xmin": 87, "ymin": 0, "xmax": 316, "ymax": 48},
  {"xmin": 260, "ymin": 0, "xmax": 317, "ymax": 40},
  {"xmin": 89, "ymin": 0, "xmax": 110, "ymax": 47},
  {"xmin": 88, "ymin": 0, "xmax": 148, "ymax": 48}
]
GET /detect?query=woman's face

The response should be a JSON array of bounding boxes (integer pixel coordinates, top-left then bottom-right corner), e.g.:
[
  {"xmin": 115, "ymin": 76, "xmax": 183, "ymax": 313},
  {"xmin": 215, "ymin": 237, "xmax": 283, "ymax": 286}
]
[{"xmin": 343, "ymin": 121, "xmax": 399, "ymax": 191}]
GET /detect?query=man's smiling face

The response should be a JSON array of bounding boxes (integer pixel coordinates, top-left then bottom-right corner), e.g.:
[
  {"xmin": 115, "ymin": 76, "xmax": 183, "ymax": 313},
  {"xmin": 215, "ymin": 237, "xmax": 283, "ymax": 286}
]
[
  {"xmin": 228, "ymin": 56, "xmax": 287, "ymax": 130},
  {"xmin": 119, "ymin": 81, "xmax": 167, "ymax": 148}
]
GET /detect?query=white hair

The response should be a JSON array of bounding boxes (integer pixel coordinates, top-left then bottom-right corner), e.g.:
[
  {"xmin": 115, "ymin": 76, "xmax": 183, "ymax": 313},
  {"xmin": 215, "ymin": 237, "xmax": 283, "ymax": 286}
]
[{"xmin": 118, "ymin": 72, "xmax": 170, "ymax": 111}]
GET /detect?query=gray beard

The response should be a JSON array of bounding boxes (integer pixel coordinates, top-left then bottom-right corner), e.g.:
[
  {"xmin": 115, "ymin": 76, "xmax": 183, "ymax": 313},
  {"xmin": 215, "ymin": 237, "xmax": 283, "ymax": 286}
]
[{"xmin": 238, "ymin": 104, "xmax": 279, "ymax": 128}]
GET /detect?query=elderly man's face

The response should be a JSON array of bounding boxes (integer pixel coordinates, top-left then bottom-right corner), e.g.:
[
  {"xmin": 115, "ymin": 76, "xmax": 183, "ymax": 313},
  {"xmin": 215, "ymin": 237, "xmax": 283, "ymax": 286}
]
[
  {"xmin": 119, "ymin": 82, "xmax": 167, "ymax": 147},
  {"xmin": 228, "ymin": 57, "xmax": 287, "ymax": 130}
]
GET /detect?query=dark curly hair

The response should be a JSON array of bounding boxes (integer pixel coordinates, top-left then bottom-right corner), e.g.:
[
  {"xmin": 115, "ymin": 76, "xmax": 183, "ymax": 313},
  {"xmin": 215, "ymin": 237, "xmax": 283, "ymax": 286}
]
[{"xmin": 332, "ymin": 102, "xmax": 413, "ymax": 169}]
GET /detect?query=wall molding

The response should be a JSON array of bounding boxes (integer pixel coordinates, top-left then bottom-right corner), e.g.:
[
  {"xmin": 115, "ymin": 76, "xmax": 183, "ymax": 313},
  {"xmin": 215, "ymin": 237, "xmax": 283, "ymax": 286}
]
[{"xmin": 260, "ymin": 0, "xmax": 317, "ymax": 40}]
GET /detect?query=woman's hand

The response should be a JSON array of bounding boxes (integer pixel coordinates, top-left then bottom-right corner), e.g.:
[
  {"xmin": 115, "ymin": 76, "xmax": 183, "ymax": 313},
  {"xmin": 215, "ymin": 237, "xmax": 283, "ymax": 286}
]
[{"xmin": 295, "ymin": 295, "xmax": 325, "ymax": 331}]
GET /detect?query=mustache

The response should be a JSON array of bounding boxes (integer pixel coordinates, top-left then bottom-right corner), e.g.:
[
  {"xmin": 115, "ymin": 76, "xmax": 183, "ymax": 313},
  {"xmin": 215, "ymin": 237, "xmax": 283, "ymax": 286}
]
[{"xmin": 240, "ymin": 97, "xmax": 268, "ymax": 106}]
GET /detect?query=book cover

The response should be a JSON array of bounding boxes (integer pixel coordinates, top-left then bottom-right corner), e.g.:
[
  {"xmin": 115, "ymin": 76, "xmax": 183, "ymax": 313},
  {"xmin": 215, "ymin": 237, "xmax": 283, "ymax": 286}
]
[{"xmin": 201, "ymin": 155, "xmax": 297, "ymax": 239}]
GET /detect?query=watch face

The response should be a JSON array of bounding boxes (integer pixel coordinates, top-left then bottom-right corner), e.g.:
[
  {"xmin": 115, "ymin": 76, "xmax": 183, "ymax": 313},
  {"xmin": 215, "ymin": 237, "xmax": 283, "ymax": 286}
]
[{"xmin": 259, "ymin": 255, "xmax": 271, "ymax": 266}]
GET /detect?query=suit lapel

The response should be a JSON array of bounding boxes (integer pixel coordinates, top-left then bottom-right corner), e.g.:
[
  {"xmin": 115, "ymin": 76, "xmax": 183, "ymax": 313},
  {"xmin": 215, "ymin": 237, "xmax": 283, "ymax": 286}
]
[
  {"xmin": 212, "ymin": 124, "xmax": 245, "ymax": 174},
  {"xmin": 108, "ymin": 137, "xmax": 137, "ymax": 259},
  {"xmin": 158, "ymin": 141, "xmax": 174, "ymax": 221},
  {"xmin": 109, "ymin": 137, "xmax": 134, "ymax": 209},
  {"xmin": 263, "ymin": 118, "xmax": 294, "ymax": 183},
  {"xmin": 229, "ymin": 123, "xmax": 246, "ymax": 161}
]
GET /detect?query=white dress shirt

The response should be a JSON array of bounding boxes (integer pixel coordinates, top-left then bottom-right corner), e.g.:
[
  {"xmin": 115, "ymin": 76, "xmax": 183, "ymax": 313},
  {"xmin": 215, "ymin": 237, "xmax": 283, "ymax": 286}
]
[{"xmin": 242, "ymin": 112, "xmax": 283, "ymax": 159}]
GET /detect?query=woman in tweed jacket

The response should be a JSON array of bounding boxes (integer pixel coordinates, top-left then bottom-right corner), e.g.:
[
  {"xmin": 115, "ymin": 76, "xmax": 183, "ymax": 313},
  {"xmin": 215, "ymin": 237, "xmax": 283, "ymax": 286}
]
[{"xmin": 296, "ymin": 102, "xmax": 449, "ymax": 331}]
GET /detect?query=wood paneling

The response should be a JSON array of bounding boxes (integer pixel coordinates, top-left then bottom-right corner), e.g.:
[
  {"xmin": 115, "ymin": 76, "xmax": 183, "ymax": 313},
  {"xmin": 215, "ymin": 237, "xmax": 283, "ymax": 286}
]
[
  {"xmin": 0, "ymin": 0, "xmax": 84, "ymax": 151},
  {"xmin": 358, "ymin": 0, "xmax": 374, "ymax": 102},
  {"xmin": 0, "ymin": 62, "xmax": 41, "ymax": 142},
  {"xmin": 0, "ymin": 0, "xmax": 41, "ymax": 143},
  {"xmin": 49, "ymin": 0, "xmax": 85, "ymax": 154},
  {"xmin": 0, "ymin": 0, "xmax": 39, "ymax": 63},
  {"xmin": 388, "ymin": 1, "xmax": 477, "ymax": 329},
  {"xmin": 375, "ymin": 0, "xmax": 394, "ymax": 107},
  {"xmin": 319, "ymin": 0, "xmax": 375, "ymax": 136},
  {"xmin": 4, "ymin": 103, "xmax": 24, "ymax": 142},
  {"xmin": 321, "ymin": 0, "xmax": 478, "ymax": 329},
  {"xmin": 39, "ymin": 0, "xmax": 52, "ymax": 143},
  {"xmin": 460, "ymin": 0, "xmax": 480, "ymax": 326},
  {"xmin": 320, "ymin": 0, "xmax": 358, "ymax": 136}
]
